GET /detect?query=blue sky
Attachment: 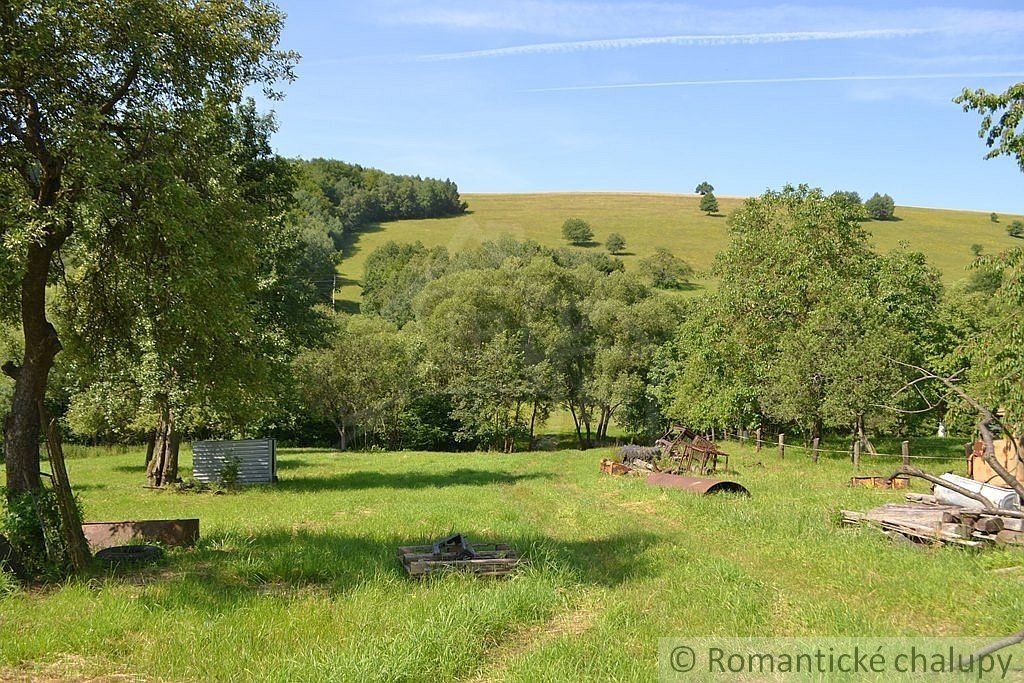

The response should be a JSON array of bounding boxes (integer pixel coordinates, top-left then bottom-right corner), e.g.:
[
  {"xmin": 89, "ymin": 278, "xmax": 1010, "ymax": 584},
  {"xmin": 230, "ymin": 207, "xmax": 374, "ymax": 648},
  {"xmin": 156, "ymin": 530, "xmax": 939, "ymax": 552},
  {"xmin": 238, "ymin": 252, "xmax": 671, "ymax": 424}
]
[{"xmin": 265, "ymin": 1, "xmax": 1024, "ymax": 211}]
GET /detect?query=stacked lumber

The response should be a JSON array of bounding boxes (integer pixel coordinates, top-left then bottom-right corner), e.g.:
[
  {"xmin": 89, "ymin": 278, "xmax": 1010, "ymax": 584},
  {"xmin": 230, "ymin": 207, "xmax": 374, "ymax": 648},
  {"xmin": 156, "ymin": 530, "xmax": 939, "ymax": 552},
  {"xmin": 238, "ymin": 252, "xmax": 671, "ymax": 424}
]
[{"xmin": 842, "ymin": 497, "xmax": 1024, "ymax": 548}]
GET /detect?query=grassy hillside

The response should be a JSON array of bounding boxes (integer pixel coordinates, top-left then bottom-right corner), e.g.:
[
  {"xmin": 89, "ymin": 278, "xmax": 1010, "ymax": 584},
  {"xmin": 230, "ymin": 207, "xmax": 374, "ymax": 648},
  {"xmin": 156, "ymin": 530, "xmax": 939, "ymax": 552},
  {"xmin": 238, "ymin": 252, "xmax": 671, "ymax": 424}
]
[
  {"xmin": 2, "ymin": 443, "xmax": 1018, "ymax": 680},
  {"xmin": 335, "ymin": 192, "xmax": 1022, "ymax": 309}
]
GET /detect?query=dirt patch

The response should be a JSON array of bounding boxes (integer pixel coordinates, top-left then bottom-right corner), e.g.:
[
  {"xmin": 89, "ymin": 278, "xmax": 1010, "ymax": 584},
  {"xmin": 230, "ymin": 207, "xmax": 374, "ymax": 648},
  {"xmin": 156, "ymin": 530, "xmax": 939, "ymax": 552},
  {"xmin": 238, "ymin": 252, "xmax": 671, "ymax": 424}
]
[
  {"xmin": 0, "ymin": 654, "xmax": 145, "ymax": 682},
  {"xmin": 466, "ymin": 597, "xmax": 602, "ymax": 682}
]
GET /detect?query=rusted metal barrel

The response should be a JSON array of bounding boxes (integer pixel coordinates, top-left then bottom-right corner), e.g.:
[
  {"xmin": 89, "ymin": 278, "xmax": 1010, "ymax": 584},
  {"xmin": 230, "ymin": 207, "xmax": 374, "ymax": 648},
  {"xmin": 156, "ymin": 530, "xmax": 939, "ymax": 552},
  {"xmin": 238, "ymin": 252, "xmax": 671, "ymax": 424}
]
[{"xmin": 646, "ymin": 473, "xmax": 750, "ymax": 496}]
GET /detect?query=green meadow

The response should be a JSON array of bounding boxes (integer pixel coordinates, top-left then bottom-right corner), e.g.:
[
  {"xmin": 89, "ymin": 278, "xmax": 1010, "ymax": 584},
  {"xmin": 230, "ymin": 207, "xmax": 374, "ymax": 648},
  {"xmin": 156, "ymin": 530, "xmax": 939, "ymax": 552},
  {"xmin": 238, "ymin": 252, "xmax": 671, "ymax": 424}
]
[
  {"xmin": 2, "ymin": 442, "xmax": 1020, "ymax": 681},
  {"xmin": 335, "ymin": 193, "xmax": 1022, "ymax": 309}
]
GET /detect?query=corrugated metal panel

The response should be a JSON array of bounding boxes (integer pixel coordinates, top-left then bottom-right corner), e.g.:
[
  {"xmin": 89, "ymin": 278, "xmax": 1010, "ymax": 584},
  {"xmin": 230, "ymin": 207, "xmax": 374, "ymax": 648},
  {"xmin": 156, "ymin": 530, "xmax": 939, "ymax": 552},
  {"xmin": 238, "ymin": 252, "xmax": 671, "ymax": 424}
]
[{"xmin": 192, "ymin": 439, "xmax": 277, "ymax": 484}]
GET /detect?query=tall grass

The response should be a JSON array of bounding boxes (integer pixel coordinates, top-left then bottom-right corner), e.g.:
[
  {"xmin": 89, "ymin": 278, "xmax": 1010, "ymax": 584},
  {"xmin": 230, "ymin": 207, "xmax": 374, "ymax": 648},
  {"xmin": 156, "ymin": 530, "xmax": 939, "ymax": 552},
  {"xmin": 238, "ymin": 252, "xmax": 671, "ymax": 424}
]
[{"xmin": 0, "ymin": 442, "xmax": 1019, "ymax": 681}]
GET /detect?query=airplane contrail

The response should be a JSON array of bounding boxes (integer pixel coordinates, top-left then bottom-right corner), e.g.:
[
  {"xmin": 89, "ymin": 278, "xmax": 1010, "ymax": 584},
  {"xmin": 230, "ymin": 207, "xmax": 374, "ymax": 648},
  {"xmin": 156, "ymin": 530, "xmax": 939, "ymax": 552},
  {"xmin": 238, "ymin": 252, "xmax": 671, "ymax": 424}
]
[
  {"xmin": 525, "ymin": 72, "xmax": 1024, "ymax": 92},
  {"xmin": 415, "ymin": 28, "xmax": 937, "ymax": 61}
]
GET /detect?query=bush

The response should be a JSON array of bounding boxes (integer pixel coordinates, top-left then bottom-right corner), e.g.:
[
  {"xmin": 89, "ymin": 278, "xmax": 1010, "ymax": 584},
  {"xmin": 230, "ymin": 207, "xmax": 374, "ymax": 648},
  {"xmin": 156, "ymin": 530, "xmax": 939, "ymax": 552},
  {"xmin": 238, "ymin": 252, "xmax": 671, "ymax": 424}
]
[
  {"xmin": 970, "ymin": 243, "xmax": 983, "ymax": 257},
  {"xmin": 1, "ymin": 487, "xmax": 80, "ymax": 579},
  {"xmin": 605, "ymin": 232, "xmax": 626, "ymax": 254},
  {"xmin": 561, "ymin": 218, "xmax": 594, "ymax": 245},
  {"xmin": 218, "ymin": 455, "xmax": 241, "ymax": 488},
  {"xmin": 864, "ymin": 193, "xmax": 896, "ymax": 220},
  {"xmin": 990, "ymin": 212, "xmax": 999, "ymax": 223},
  {"xmin": 1008, "ymin": 220, "xmax": 1024, "ymax": 238}
]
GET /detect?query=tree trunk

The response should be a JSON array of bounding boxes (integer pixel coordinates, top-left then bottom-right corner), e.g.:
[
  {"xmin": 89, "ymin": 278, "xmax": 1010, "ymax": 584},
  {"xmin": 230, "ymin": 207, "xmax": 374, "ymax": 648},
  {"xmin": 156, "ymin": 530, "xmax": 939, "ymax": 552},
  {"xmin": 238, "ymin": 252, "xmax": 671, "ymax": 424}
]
[
  {"xmin": 3, "ymin": 242, "xmax": 62, "ymax": 499},
  {"xmin": 145, "ymin": 399, "xmax": 179, "ymax": 487},
  {"xmin": 144, "ymin": 429, "xmax": 156, "ymax": 467},
  {"xmin": 568, "ymin": 403, "xmax": 584, "ymax": 449},
  {"xmin": 856, "ymin": 413, "xmax": 878, "ymax": 455},
  {"xmin": 528, "ymin": 402, "xmax": 538, "ymax": 450},
  {"xmin": 336, "ymin": 424, "xmax": 348, "ymax": 451}
]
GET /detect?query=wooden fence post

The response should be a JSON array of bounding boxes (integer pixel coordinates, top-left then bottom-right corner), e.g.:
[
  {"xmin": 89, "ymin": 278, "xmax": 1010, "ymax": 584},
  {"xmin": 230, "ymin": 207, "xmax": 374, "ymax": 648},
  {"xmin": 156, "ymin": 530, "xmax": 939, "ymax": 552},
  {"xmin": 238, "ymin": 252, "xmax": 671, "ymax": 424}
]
[
  {"xmin": 902, "ymin": 440, "xmax": 910, "ymax": 468},
  {"xmin": 853, "ymin": 440, "xmax": 861, "ymax": 468},
  {"xmin": 778, "ymin": 433, "xmax": 785, "ymax": 459},
  {"xmin": 812, "ymin": 437, "xmax": 820, "ymax": 463},
  {"xmin": 755, "ymin": 427, "xmax": 762, "ymax": 452}
]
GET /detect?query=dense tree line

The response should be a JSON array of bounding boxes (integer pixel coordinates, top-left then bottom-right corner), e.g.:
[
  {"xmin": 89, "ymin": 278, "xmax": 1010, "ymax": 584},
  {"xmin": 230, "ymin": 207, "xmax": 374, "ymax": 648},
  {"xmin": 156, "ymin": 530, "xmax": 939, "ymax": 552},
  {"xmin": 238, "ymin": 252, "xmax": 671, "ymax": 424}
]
[
  {"xmin": 295, "ymin": 237, "xmax": 679, "ymax": 451},
  {"xmin": 293, "ymin": 158, "xmax": 466, "ymax": 249}
]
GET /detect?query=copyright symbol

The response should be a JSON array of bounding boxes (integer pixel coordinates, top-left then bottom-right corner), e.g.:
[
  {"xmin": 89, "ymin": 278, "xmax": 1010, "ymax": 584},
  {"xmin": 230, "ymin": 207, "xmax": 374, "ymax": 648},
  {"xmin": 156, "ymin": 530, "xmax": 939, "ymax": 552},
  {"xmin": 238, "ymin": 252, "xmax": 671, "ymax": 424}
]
[{"xmin": 671, "ymin": 645, "xmax": 696, "ymax": 672}]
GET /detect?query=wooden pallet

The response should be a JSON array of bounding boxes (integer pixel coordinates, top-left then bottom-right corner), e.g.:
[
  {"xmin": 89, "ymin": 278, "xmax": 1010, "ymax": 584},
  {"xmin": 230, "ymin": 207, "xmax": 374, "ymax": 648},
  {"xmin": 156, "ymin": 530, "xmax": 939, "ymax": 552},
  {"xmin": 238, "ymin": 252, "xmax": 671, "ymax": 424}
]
[{"xmin": 398, "ymin": 540, "xmax": 526, "ymax": 578}]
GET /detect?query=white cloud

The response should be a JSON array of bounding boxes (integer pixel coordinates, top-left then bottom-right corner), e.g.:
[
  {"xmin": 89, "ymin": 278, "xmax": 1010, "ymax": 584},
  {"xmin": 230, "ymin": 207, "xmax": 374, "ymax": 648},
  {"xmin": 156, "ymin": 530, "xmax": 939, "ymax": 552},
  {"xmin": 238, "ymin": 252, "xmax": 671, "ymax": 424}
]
[
  {"xmin": 415, "ymin": 28, "xmax": 936, "ymax": 62},
  {"xmin": 378, "ymin": 1, "xmax": 1024, "ymax": 40},
  {"xmin": 525, "ymin": 72, "xmax": 1024, "ymax": 93}
]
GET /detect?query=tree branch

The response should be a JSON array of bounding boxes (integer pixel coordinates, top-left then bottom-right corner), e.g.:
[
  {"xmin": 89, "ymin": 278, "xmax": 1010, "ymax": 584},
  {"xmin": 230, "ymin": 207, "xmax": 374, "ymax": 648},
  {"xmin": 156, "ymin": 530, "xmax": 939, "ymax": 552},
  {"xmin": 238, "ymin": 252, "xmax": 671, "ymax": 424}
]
[{"xmin": 99, "ymin": 60, "xmax": 142, "ymax": 117}]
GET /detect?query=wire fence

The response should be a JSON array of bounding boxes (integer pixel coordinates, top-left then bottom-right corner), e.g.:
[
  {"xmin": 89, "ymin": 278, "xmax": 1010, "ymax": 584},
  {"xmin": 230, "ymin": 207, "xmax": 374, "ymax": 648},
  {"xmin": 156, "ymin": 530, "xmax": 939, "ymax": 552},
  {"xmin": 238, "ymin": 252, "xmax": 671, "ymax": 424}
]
[{"xmin": 718, "ymin": 429, "xmax": 964, "ymax": 461}]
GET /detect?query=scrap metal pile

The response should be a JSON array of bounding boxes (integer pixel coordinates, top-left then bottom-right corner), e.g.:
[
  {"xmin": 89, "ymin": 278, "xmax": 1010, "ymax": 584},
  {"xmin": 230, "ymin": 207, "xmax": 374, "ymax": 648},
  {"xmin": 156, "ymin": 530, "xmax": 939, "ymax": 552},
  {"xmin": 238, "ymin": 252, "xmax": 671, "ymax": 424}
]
[
  {"xmin": 602, "ymin": 426, "xmax": 750, "ymax": 496},
  {"xmin": 615, "ymin": 425, "xmax": 729, "ymax": 476}
]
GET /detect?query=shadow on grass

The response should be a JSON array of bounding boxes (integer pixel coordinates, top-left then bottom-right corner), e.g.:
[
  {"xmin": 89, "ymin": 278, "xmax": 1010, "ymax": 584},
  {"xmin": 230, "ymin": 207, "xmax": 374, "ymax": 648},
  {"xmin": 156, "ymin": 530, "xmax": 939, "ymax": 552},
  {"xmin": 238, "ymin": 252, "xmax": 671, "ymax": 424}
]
[
  {"xmin": 276, "ymin": 468, "xmax": 553, "ymax": 493},
  {"xmin": 93, "ymin": 528, "xmax": 662, "ymax": 611}
]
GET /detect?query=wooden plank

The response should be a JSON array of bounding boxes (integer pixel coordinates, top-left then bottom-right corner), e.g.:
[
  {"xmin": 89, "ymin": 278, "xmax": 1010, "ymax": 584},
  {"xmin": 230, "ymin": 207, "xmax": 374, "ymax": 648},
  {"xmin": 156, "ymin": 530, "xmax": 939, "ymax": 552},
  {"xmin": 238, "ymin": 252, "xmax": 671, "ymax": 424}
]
[{"xmin": 38, "ymin": 403, "xmax": 90, "ymax": 572}]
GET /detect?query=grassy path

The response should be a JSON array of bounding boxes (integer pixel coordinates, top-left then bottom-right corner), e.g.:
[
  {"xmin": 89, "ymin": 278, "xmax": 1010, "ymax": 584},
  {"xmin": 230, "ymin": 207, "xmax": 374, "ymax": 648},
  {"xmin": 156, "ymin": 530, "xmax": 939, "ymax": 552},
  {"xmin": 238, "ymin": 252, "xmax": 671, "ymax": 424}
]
[{"xmin": 1, "ymin": 444, "xmax": 1021, "ymax": 680}]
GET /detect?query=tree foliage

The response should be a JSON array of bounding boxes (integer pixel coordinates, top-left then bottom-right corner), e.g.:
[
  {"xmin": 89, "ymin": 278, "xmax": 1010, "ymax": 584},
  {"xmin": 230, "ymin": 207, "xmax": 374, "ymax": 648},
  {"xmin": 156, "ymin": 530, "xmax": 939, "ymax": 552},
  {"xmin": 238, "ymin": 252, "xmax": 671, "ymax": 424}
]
[
  {"xmin": 639, "ymin": 248, "xmax": 694, "ymax": 289},
  {"xmin": 652, "ymin": 185, "xmax": 943, "ymax": 441},
  {"xmin": 561, "ymin": 217, "xmax": 594, "ymax": 245},
  {"xmin": 605, "ymin": 232, "xmax": 626, "ymax": 254},
  {"xmin": 695, "ymin": 181, "xmax": 714, "ymax": 195},
  {"xmin": 864, "ymin": 192, "xmax": 896, "ymax": 220},
  {"xmin": 0, "ymin": 0, "xmax": 298, "ymax": 499},
  {"xmin": 699, "ymin": 192, "xmax": 719, "ymax": 215}
]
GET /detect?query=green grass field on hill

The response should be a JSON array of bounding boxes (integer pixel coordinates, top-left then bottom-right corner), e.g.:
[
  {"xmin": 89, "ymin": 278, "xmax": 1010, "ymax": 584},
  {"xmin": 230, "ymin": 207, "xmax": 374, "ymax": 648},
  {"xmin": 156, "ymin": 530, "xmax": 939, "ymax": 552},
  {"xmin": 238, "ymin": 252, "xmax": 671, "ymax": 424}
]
[
  {"xmin": 335, "ymin": 193, "xmax": 1023, "ymax": 310},
  {"xmin": 1, "ymin": 443, "xmax": 1020, "ymax": 681}
]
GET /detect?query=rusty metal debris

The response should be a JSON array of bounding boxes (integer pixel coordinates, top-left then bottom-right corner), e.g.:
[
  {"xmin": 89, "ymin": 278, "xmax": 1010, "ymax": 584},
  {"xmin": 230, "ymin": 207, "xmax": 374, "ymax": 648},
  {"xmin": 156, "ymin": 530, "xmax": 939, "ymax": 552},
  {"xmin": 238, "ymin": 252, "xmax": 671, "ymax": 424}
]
[
  {"xmin": 646, "ymin": 473, "xmax": 750, "ymax": 496},
  {"xmin": 398, "ymin": 533, "xmax": 526, "ymax": 578},
  {"xmin": 602, "ymin": 426, "xmax": 748, "ymax": 495},
  {"xmin": 600, "ymin": 458, "xmax": 634, "ymax": 476},
  {"xmin": 610, "ymin": 425, "xmax": 729, "ymax": 476},
  {"xmin": 81, "ymin": 518, "xmax": 199, "ymax": 551},
  {"xmin": 654, "ymin": 425, "xmax": 729, "ymax": 475}
]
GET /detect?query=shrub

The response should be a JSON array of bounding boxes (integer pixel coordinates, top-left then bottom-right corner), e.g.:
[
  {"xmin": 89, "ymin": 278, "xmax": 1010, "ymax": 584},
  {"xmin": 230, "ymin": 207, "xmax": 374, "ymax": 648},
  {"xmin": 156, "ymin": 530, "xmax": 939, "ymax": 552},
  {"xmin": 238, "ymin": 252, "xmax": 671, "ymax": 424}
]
[
  {"xmin": 1, "ymin": 487, "xmax": 80, "ymax": 579},
  {"xmin": 561, "ymin": 217, "xmax": 594, "ymax": 245},
  {"xmin": 1008, "ymin": 220, "xmax": 1024, "ymax": 238},
  {"xmin": 605, "ymin": 232, "xmax": 626, "ymax": 254},
  {"xmin": 864, "ymin": 193, "xmax": 896, "ymax": 220},
  {"xmin": 970, "ymin": 243, "xmax": 984, "ymax": 257},
  {"xmin": 218, "ymin": 455, "xmax": 241, "ymax": 488},
  {"xmin": 990, "ymin": 212, "xmax": 999, "ymax": 223}
]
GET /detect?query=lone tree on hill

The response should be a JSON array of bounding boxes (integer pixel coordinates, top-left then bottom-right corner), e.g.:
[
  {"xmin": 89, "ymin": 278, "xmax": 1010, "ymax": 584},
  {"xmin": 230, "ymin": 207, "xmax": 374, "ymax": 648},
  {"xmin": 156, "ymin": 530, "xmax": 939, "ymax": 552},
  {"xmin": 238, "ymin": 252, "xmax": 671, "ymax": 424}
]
[
  {"xmin": 695, "ymin": 181, "xmax": 714, "ymax": 195},
  {"xmin": 864, "ymin": 193, "xmax": 896, "ymax": 220},
  {"xmin": 1009, "ymin": 220, "xmax": 1024, "ymax": 238},
  {"xmin": 700, "ymin": 192, "xmax": 720, "ymax": 215},
  {"xmin": 605, "ymin": 232, "xmax": 626, "ymax": 254},
  {"xmin": 991, "ymin": 212, "xmax": 1000, "ymax": 223},
  {"xmin": 561, "ymin": 217, "xmax": 594, "ymax": 245}
]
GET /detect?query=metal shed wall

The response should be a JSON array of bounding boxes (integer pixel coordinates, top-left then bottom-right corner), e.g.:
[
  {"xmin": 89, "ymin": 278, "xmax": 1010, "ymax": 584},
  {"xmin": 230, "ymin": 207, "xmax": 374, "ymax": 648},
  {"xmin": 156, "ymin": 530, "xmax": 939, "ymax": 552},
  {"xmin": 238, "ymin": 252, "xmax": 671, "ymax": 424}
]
[{"xmin": 192, "ymin": 439, "xmax": 277, "ymax": 484}]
